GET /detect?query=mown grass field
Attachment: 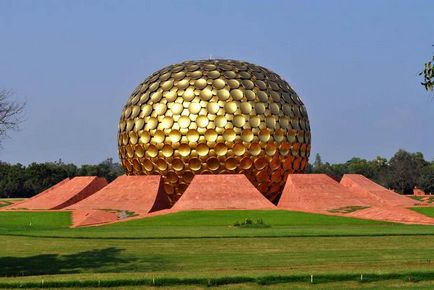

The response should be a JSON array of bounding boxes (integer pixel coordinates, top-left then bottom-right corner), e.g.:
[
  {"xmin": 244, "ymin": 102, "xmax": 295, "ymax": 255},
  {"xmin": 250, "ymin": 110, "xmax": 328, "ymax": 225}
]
[
  {"xmin": 1, "ymin": 208, "xmax": 434, "ymax": 288},
  {"xmin": 411, "ymin": 206, "xmax": 434, "ymax": 217}
]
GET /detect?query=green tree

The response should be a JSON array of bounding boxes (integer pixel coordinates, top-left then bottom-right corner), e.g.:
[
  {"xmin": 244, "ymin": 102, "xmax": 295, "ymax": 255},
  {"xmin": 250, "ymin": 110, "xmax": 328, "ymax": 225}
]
[
  {"xmin": 0, "ymin": 162, "xmax": 28, "ymax": 198},
  {"xmin": 0, "ymin": 158, "xmax": 124, "ymax": 198},
  {"xmin": 387, "ymin": 150, "xmax": 426, "ymax": 194},
  {"xmin": 345, "ymin": 157, "xmax": 373, "ymax": 177},
  {"xmin": 97, "ymin": 158, "xmax": 124, "ymax": 182},
  {"xmin": 23, "ymin": 162, "xmax": 77, "ymax": 195},
  {"xmin": 418, "ymin": 163, "xmax": 434, "ymax": 194},
  {"xmin": 313, "ymin": 153, "xmax": 323, "ymax": 170},
  {"xmin": 370, "ymin": 156, "xmax": 389, "ymax": 185},
  {"xmin": 78, "ymin": 158, "xmax": 124, "ymax": 182}
]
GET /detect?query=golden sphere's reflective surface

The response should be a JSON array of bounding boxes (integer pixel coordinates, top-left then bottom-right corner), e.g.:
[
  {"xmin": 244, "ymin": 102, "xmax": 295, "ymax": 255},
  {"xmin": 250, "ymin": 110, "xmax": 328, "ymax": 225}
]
[{"xmin": 118, "ymin": 59, "xmax": 311, "ymax": 204}]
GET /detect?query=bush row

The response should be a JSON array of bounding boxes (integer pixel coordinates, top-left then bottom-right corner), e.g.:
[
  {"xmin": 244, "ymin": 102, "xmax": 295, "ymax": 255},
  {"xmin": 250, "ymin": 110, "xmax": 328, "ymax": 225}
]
[{"xmin": 1, "ymin": 271, "xmax": 434, "ymax": 288}]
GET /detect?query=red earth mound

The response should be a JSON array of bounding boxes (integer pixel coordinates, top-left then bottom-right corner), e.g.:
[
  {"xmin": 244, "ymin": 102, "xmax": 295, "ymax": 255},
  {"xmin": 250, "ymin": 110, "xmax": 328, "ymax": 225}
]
[
  {"xmin": 171, "ymin": 174, "xmax": 276, "ymax": 211},
  {"xmin": 340, "ymin": 174, "xmax": 416, "ymax": 207},
  {"xmin": 278, "ymin": 174, "xmax": 434, "ymax": 225},
  {"xmin": 68, "ymin": 175, "xmax": 170, "ymax": 214},
  {"xmin": 2, "ymin": 178, "xmax": 69, "ymax": 210},
  {"xmin": 347, "ymin": 206, "xmax": 434, "ymax": 225},
  {"xmin": 413, "ymin": 187, "xmax": 427, "ymax": 196},
  {"xmin": 277, "ymin": 174, "xmax": 372, "ymax": 212},
  {"xmin": 5, "ymin": 177, "xmax": 107, "ymax": 210},
  {"xmin": 71, "ymin": 209, "xmax": 119, "ymax": 227},
  {"xmin": 5, "ymin": 173, "xmax": 432, "ymax": 226}
]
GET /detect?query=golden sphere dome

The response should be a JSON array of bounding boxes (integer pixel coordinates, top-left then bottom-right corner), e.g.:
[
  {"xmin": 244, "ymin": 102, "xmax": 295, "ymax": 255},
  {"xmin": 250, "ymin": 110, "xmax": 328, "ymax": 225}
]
[{"xmin": 118, "ymin": 59, "xmax": 311, "ymax": 204}]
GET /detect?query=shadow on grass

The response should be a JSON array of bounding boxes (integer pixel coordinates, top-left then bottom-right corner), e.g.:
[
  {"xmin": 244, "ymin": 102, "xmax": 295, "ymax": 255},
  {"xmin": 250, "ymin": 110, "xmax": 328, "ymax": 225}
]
[{"xmin": 0, "ymin": 247, "xmax": 170, "ymax": 276}]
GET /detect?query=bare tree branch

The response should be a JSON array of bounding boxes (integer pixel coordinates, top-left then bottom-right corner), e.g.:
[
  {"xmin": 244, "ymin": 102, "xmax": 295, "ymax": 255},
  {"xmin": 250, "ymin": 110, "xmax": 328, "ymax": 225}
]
[{"xmin": 0, "ymin": 89, "xmax": 25, "ymax": 143}]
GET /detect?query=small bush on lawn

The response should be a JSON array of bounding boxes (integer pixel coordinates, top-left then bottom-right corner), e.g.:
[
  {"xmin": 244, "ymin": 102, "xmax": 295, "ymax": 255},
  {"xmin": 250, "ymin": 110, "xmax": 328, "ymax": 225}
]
[{"xmin": 233, "ymin": 218, "xmax": 271, "ymax": 228}]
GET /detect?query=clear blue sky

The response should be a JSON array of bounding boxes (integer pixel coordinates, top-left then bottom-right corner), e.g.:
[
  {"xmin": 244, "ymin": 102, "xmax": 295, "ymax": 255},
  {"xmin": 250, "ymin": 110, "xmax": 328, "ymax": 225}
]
[{"xmin": 0, "ymin": 0, "xmax": 433, "ymax": 165}]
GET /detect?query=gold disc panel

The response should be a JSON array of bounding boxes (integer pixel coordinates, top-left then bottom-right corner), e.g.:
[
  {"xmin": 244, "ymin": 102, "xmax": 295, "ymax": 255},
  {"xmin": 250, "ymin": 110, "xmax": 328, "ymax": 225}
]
[{"xmin": 118, "ymin": 59, "xmax": 311, "ymax": 204}]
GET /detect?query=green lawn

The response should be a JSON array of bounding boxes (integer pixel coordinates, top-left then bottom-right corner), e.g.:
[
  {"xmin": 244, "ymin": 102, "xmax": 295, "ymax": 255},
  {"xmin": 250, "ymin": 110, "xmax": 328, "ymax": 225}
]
[
  {"xmin": 1, "ymin": 210, "xmax": 434, "ymax": 288},
  {"xmin": 411, "ymin": 207, "xmax": 434, "ymax": 218},
  {"xmin": 2, "ymin": 210, "xmax": 434, "ymax": 239}
]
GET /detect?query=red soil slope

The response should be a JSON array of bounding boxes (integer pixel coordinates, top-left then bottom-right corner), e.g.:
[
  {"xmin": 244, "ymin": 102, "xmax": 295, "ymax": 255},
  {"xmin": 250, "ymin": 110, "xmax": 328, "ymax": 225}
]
[
  {"xmin": 171, "ymin": 174, "xmax": 276, "ymax": 211},
  {"xmin": 3, "ymin": 178, "xmax": 70, "ymax": 210},
  {"xmin": 277, "ymin": 174, "xmax": 371, "ymax": 212},
  {"xmin": 413, "ymin": 187, "xmax": 427, "ymax": 196},
  {"xmin": 340, "ymin": 174, "xmax": 416, "ymax": 207},
  {"xmin": 5, "ymin": 177, "xmax": 107, "ymax": 210},
  {"xmin": 278, "ymin": 174, "xmax": 434, "ymax": 225},
  {"xmin": 71, "ymin": 210, "xmax": 119, "ymax": 227},
  {"xmin": 69, "ymin": 175, "xmax": 170, "ymax": 215},
  {"xmin": 347, "ymin": 206, "xmax": 434, "ymax": 225}
]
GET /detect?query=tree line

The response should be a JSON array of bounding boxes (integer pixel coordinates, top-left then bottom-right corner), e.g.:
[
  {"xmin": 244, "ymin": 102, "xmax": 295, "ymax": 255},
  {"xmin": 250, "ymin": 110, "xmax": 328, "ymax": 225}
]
[
  {"xmin": 0, "ymin": 158, "xmax": 123, "ymax": 198},
  {"xmin": 0, "ymin": 149, "xmax": 433, "ymax": 198},
  {"xmin": 307, "ymin": 149, "xmax": 434, "ymax": 195}
]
